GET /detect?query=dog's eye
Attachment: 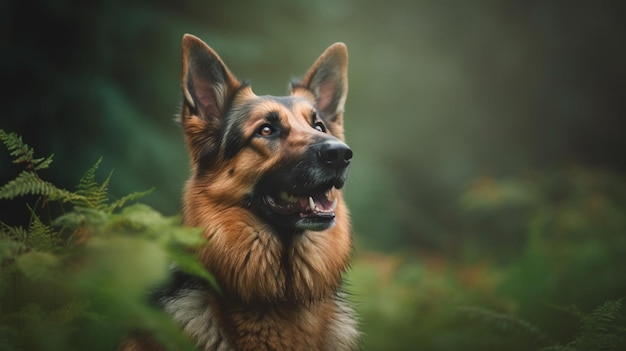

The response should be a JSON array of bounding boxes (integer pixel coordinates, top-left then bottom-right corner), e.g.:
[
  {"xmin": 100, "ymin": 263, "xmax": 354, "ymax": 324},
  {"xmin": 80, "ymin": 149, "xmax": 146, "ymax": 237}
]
[
  {"xmin": 257, "ymin": 124, "xmax": 275, "ymax": 137},
  {"xmin": 314, "ymin": 122, "xmax": 326, "ymax": 133}
]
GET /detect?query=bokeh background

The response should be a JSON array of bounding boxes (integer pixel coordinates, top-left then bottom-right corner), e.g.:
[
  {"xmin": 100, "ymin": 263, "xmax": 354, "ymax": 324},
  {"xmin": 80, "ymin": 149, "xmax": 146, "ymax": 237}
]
[{"xmin": 2, "ymin": 0, "xmax": 626, "ymax": 349}]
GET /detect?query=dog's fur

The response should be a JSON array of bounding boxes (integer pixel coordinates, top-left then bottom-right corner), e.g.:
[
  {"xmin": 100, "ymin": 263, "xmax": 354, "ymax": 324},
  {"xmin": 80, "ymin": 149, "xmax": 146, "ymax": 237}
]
[{"xmin": 122, "ymin": 35, "xmax": 358, "ymax": 351}]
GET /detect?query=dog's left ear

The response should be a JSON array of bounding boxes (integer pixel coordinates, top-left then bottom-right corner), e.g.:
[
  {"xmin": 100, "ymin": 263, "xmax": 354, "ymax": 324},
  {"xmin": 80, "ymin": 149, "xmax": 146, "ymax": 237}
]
[
  {"xmin": 292, "ymin": 43, "xmax": 348, "ymax": 125},
  {"xmin": 181, "ymin": 34, "xmax": 242, "ymax": 122}
]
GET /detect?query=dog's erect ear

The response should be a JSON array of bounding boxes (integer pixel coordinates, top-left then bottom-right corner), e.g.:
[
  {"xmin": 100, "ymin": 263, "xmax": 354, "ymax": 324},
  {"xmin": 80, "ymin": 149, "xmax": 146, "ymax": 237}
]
[
  {"xmin": 181, "ymin": 34, "xmax": 242, "ymax": 121},
  {"xmin": 292, "ymin": 43, "xmax": 348, "ymax": 124}
]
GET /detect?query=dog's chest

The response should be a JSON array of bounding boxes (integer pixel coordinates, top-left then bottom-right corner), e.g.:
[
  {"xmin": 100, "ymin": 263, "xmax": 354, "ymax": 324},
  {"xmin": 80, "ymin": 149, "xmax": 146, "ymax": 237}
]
[{"xmin": 161, "ymin": 286, "xmax": 359, "ymax": 351}]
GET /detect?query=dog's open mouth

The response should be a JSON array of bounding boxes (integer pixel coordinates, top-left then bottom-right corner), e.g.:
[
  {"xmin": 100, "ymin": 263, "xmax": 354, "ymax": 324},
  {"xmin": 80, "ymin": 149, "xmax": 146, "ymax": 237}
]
[
  {"xmin": 260, "ymin": 184, "xmax": 339, "ymax": 232},
  {"xmin": 264, "ymin": 188, "xmax": 338, "ymax": 218},
  {"xmin": 252, "ymin": 158, "xmax": 348, "ymax": 233}
]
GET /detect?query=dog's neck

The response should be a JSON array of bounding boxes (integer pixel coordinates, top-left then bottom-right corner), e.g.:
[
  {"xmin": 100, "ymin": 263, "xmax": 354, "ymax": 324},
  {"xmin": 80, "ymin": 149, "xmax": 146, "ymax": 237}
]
[{"xmin": 182, "ymin": 193, "xmax": 353, "ymax": 302}]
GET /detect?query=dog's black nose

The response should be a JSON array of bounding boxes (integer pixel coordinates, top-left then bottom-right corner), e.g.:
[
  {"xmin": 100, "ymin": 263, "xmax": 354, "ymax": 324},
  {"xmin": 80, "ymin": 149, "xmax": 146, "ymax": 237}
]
[{"xmin": 319, "ymin": 140, "xmax": 353, "ymax": 169}]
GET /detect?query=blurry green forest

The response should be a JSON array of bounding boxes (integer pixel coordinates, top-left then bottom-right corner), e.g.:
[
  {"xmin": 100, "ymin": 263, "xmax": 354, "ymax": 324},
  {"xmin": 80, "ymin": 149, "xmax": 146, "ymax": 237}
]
[{"xmin": 2, "ymin": 0, "xmax": 626, "ymax": 350}]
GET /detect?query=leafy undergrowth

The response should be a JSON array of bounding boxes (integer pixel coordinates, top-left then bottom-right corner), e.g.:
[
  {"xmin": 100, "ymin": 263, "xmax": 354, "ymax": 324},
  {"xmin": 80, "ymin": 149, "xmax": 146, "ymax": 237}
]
[
  {"xmin": 348, "ymin": 254, "xmax": 625, "ymax": 351},
  {"xmin": 0, "ymin": 130, "xmax": 210, "ymax": 351},
  {"xmin": 348, "ymin": 168, "xmax": 626, "ymax": 351}
]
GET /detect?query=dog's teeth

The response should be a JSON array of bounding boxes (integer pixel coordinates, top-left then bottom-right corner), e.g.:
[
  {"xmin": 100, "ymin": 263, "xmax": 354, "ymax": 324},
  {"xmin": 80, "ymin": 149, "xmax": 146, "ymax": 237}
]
[
  {"xmin": 308, "ymin": 196, "xmax": 315, "ymax": 211},
  {"xmin": 330, "ymin": 198, "xmax": 338, "ymax": 211}
]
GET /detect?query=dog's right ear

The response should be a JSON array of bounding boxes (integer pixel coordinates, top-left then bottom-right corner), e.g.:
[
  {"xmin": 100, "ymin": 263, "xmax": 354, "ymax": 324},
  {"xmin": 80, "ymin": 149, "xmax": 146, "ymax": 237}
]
[{"xmin": 181, "ymin": 34, "xmax": 242, "ymax": 121}]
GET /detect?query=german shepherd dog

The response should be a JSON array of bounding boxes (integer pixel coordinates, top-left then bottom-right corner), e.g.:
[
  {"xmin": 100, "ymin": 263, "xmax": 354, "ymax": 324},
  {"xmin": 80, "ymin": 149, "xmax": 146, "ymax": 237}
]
[{"xmin": 123, "ymin": 34, "xmax": 358, "ymax": 351}]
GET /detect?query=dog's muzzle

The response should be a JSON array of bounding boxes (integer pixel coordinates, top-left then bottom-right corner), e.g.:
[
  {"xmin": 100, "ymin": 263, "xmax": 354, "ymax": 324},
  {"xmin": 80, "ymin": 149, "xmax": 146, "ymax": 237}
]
[{"xmin": 254, "ymin": 139, "xmax": 353, "ymax": 233}]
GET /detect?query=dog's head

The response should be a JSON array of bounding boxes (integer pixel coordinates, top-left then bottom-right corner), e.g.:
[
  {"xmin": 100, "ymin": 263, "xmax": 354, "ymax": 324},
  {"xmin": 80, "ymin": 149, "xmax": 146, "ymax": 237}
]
[
  {"xmin": 180, "ymin": 34, "xmax": 351, "ymax": 234},
  {"xmin": 178, "ymin": 34, "xmax": 352, "ymax": 302}
]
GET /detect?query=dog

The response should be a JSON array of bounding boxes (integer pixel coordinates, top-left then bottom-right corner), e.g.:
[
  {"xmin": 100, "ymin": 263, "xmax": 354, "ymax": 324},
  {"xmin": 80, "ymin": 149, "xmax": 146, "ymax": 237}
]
[{"xmin": 121, "ymin": 34, "xmax": 358, "ymax": 351}]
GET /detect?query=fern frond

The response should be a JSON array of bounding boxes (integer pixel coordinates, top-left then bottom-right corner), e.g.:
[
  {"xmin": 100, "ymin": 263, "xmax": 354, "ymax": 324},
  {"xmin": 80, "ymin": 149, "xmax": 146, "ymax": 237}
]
[
  {"xmin": 570, "ymin": 298, "xmax": 625, "ymax": 350},
  {"xmin": 0, "ymin": 130, "xmax": 34, "ymax": 165},
  {"xmin": 0, "ymin": 171, "xmax": 78, "ymax": 202},
  {"xmin": 542, "ymin": 298, "xmax": 626, "ymax": 351},
  {"xmin": 73, "ymin": 158, "xmax": 110, "ymax": 210},
  {"xmin": 107, "ymin": 188, "xmax": 154, "ymax": 213},
  {"xmin": 25, "ymin": 205, "xmax": 61, "ymax": 251},
  {"xmin": 0, "ymin": 129, "xmax": 54, "ymax": 170},
  {"xmin": 34, "ymin": 154, "xmax": 54, "ymax": 171},
  {"xmin": 95, "ymin": 169, "xmax": 113, "ymax": 209},
  {"xmin": 0, "ymin": 221, "xmax": 28, "ymax": 242},
  {"xmin": 75, "ymin": 158, "xmax": 98, "ymax": 197},
  {"xmin": 76, "ymin": 157, "xmax": 101, "ymax": 193},
  {"xmin": 460, "ymin": 306, "xmax": 548, "ymax": 343},
  {"xmin": 583, "ymin": 298, "xmax": 623, "ymax": 332}
]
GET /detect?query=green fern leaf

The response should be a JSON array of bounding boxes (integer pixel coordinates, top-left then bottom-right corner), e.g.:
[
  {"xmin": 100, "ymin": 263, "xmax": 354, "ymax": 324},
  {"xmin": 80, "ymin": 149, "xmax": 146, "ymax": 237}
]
[
  {"xmin": 34, "ymin": 154, "xmax": 54, "ymax": 171},
  {"xmin": 0, "ymin": 171, "xmax": 77, "ymax": 202},
  {"xmin": 73, "ymin": 157, "xmax": 111, "ymax": 210},
  {"xmin": 96, "ymin": 170, "xmax": 113, "ymax": 209},
  {"xmin": 76, "ymin": 157, "xmax": 101, "ymax": 192},
  {"xmin": 0, "ymin": 222, "xmax": 28, "ymax": 242},
  {"xmin": 571, "ymin": 298, "xmax": 625, "ymax": 350},
  {"xmin": 106, "ymin": 188, "xmax": 154, "ymax": 213},
  {"xmin": 0, "ymin": 130, "xmax": 34, "ymax": 165},
  {"xmin": 0, "ymin": 130, "xmax": 54, "ymax": 171},
  {"xmin": 460, "ymin": 306, "xmax": 548, "ymax": 342},
  {"xmin": 26, "ymin": 207, "xmax": 61, "ymax": 251},
  {"xmin": 541, "ymin": 299, "xmax": 626, "ymax": 351},
  {"xmin": 585, "ymin": 298, "xmax": 622, "ymax": 329}
]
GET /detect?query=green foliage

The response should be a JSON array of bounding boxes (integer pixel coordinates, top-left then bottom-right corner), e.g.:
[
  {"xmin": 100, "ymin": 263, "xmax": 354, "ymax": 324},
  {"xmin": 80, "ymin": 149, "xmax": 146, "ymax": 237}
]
[
  {"xmin": 0, "ymin": 130, "xmax": 54, "ymax": 171},
  {"xmin": 538, "ymin": 298, "xmax": 626, "ymax": 351},
  {"xmin": 0, "ymin": 170, "xmax": 77, "ymax": 202},
  {"xmin": 0, "ymin": 130, "xmax": 209, "ymax": 351},
  {"xmin": 348, "ymin": 168, "xmax": 626, "ymax": 350},
  {"xmin": 71, "ymin": 157, "xmax": 155, "ymax": 213},
  {"xmin": 0, "ymin": 130, "xmax": 78, "ymax": 203},
  {"xmin": 73, "ymin": 157, "xmax": 112, "ymax": 210},
  {"xmin": 459, "ymin": 306, "xmax": 548, "ymax": 344},
  {"xmin": 0, "ymin": 130, "xmax": 154, "ymax": 210}
]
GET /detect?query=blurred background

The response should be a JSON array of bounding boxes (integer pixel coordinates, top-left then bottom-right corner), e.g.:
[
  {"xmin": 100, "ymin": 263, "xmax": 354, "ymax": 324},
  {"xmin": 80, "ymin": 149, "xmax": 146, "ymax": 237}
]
[{"xmin": 2, "ymin": 0, "xmax": 626, "ymax": 349}]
